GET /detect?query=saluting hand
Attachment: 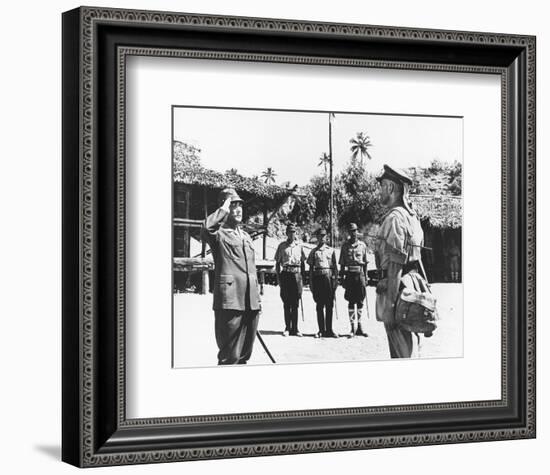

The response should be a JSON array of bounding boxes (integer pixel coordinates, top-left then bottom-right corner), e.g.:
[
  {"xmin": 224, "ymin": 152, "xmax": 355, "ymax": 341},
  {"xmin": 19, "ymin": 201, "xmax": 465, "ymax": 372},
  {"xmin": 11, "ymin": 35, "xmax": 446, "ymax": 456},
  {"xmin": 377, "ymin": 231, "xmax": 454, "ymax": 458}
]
[{"xmin": 221, "ymin": 197, "xmax": 232, "ymax": 211}]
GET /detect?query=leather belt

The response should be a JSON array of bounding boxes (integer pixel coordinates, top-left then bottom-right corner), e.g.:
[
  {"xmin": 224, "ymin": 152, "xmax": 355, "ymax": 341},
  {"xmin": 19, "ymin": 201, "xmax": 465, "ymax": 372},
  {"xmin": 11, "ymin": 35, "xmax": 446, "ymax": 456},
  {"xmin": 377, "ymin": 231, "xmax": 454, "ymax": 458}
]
[
  {"xmin": 282, "ymin": 265, "xmax": 301, "ymax": 273},
  {"xmin": 345, "ymin": 265, "xmax": 363, "ymax": 273},
  {"xmin": 313, "ymin": 267, "xmax": 331, "ymax": 275}
]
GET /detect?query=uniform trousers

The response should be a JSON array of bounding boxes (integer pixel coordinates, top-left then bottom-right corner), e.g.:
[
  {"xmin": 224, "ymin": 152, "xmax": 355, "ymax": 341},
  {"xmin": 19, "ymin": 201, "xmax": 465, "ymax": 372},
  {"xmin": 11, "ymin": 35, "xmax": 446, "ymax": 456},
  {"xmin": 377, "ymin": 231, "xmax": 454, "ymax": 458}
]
[
  {"xmin": 214, "ymin": 309, "xmax": 260, "ymax": 364},
  {"xmin": 343, "ymin": 272, "xmax": 366, "ymax": 307},
  {"xmin": 384, "ymin": 322, "xmax": 413, "ymax": 358},
  {"xmin": 280, "ymin": 271, "xmax": 302, "ymax": 334},
  {"xmin": 311, "ymin": 274, "xmax": 335, "ymax": 335}
]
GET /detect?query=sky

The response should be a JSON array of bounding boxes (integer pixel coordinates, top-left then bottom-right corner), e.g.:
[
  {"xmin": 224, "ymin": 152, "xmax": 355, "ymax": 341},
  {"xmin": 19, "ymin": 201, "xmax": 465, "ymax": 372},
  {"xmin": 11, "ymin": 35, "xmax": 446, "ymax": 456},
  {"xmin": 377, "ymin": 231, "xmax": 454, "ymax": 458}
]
[{"xmin": 173, "ymin": 106, "xmax": 463, "ymax": 186}]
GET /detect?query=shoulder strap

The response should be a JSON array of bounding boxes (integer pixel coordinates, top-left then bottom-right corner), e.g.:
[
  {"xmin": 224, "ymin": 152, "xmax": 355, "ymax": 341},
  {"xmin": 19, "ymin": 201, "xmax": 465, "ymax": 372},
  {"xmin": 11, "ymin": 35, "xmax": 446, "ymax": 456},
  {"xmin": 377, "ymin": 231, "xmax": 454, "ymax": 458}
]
[
  {"xmin": 417, "ymin": 258, "xmax": 432, "ymax": 288},
  {"xmin": 392, "ymin": 208, "xmax": 432, "ymax": 289}
]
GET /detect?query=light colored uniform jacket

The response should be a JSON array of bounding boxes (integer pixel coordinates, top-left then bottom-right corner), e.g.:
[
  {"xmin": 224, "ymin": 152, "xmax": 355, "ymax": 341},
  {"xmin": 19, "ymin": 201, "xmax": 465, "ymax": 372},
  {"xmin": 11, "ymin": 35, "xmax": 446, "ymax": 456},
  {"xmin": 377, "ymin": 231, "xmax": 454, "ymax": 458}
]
[
  {"xmin": 201, "ymin": 208, "xmax": 261, "ymax": 311},
  {"xmin": 375, "ymin": 206, "xmax": 424, "ymax": 322}
]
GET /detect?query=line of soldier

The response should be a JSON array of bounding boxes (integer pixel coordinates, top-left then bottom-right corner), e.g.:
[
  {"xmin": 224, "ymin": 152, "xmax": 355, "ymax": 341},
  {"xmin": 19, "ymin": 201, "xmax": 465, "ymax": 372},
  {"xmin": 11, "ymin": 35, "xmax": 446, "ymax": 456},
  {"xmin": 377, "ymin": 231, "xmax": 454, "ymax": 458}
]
[
  {"xmin": 202, "ymin": 164, "xmax": 424, "ymax": 364},
  {"xmin": 274, "ymin": 223, "xmax": 369, "ymax": 339}
]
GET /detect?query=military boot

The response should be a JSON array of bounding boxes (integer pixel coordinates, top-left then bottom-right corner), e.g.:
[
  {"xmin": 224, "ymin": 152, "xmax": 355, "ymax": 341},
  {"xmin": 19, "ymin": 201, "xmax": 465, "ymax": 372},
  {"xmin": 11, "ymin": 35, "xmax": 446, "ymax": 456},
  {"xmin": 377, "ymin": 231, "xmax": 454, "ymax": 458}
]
[
  {"xmin": 355, "ymin": 309, "xmax": 368, "ymax": 337},
  {"xmin": 348, "ymin": 308, "xmax": 356, "ymax": 338}
]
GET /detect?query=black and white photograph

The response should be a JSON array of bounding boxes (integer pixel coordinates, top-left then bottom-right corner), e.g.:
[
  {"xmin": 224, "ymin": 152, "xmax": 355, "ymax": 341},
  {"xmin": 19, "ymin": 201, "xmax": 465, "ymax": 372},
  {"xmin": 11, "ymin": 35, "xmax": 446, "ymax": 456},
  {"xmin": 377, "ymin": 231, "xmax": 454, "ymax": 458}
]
[
  {"xmin": 1, "ymin": 0, "xmax": 542, "ymax": 472},
  {"xmin": 172, "ymin": 106, "xmax": 463, "ymax": 367}
]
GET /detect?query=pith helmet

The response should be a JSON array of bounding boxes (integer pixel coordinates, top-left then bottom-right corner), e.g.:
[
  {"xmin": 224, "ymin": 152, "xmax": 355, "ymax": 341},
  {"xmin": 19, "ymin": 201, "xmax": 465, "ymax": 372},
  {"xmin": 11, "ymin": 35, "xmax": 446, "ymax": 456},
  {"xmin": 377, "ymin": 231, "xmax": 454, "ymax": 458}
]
[{"xmin": 218, "ymin": 188, "xmax": 243, "ymax": 206}]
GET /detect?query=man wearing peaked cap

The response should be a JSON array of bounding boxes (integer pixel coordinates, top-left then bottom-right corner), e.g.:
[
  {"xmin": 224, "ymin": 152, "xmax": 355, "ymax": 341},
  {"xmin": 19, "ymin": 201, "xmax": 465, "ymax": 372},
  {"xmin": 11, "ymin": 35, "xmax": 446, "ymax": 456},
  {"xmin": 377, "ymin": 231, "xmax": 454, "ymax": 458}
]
[
  {"xmin": 275, "ymin": 223, "xmax": 306, "ymax": 337},
  {"xmin": 307, "ymin": 228, "xmax": 339, "ymax": 338},
  {"xmin": 374, "ymin": 165, "xmax": 424, "ymax": 358},
  {"xmin": 376, "ymin": 164, "xmax": 413, "ymax": 185},
  {"xmin": 376, "ymin": 164, "xmax": 414, "ymax": 214},
  {"xmin": 339, "ymin": 222, "xmax": 369, "ymax": 338},
  {"xmin": 201, "ymin": 188, "xmax": 261, "ymax": 365}
]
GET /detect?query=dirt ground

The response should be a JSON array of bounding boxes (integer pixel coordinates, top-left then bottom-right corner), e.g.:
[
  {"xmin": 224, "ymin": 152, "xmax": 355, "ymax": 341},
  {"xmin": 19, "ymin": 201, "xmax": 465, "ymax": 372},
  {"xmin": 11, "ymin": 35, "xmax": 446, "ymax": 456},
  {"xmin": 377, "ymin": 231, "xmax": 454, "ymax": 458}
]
[{"xmin": 173, "ymin": 284, "xmax": 463, "ymax": 368}]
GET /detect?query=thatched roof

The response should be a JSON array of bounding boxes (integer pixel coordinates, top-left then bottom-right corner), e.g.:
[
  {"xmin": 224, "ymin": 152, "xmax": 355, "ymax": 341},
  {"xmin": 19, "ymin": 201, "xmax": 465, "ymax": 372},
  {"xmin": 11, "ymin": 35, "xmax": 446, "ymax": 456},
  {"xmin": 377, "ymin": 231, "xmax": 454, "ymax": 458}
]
[
  {"xmin": 410, "ymin": 194, "xmax": 462, "ymax": 229},
  {"xmin": 406, "ymin": 162, "xmax": 462, "ymax": 229},
  {"xmin": 174, "ymin": 166, "xmax": 290, "ymax": 200}
]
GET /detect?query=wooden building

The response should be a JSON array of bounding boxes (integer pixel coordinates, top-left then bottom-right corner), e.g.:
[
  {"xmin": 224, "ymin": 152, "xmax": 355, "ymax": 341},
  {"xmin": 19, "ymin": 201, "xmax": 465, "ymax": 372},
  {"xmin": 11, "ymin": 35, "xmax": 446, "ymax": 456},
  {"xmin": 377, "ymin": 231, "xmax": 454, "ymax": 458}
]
[
  {"xmin": 173, "ymin": 164, "xmax": 298, "ymax": 293},
  {"xmin": 410, "ymin": 192, "xmax": 462, "ymax": 283}
]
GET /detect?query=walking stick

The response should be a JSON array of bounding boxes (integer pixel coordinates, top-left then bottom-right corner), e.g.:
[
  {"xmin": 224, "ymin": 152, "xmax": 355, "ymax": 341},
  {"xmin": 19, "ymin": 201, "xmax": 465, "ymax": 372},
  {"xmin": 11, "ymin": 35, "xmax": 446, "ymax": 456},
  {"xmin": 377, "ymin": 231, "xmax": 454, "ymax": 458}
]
[
  {"xmin": 364, "ymin": 279, "xmax": 371, "ymax": 320},
  {"xmin": 330, "ymin": 272, "xmax": 339, "ymax": 321},
  {"xmin": 300, "ymin": 297, "xmax": 305, "ymax": 322},
  {"xmin": 256, "ymin": 331, "xmax": 276, "ymax": 363}
]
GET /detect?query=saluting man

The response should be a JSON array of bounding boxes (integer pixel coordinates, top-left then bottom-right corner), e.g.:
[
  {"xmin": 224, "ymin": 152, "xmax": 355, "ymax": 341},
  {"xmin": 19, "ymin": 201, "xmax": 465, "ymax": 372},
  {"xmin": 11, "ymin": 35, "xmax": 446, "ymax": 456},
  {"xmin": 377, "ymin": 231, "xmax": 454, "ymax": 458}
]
[
  {"xmin": 307, "ymin": 228, "xmax": 339, "ymax": 338},
  {"xmin": 375, "ymin": 165, "xmax": 424, "ymax": 358},
  {"xmin": 201, "ymin": 188, "xmax": 261, "ymax": 365},
  {"xmin": 275, "ymin": 223, "xmax": 306, "ymax": 337},
  {"xmin": 339, "ymin": 223, "xmax": 369, "ymax": 338}
]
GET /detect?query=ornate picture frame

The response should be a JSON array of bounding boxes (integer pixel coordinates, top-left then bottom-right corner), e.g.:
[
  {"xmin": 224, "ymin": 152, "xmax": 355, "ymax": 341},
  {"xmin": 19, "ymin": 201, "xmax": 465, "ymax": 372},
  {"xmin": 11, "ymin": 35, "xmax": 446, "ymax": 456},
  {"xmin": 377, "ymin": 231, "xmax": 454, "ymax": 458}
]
[{"xmin": 62, "ymin": 6, "xmax": 535, "ymax": 467}]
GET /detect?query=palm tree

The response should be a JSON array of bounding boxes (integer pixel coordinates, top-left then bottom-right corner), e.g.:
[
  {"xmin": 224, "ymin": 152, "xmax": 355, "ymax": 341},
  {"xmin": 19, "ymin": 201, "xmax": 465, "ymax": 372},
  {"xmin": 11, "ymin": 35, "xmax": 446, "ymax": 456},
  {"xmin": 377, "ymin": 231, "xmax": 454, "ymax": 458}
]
[
  {"xmin": 261, "ymin": 167, "xmax": 277, "ymax": 185},
  {"xmin": 349, "ymin": 132, "xmax": 373, "ymax": 164},
  {"xmin": 318, "ymin": 152, "xmax": 331, "ymax": 175}
]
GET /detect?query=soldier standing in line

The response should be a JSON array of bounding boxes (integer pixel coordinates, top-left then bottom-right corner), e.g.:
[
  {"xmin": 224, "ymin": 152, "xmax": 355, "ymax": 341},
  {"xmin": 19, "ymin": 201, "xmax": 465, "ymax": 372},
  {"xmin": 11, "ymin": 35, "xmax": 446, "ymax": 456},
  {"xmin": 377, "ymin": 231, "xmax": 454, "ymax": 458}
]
[
  {"xmin": 339, "ymin": 223, "xmax": 369, "ymax": 338},
  {"xmin": 201, "ymin": 188, "xmax": 261, "ymax": 365},
  {"xmin": 307, "ymin": 228, "xmax": 339, "ymax": 338},
  {"xmin": 374, "ymin": 165, "xmax": 424, "ymax": 358},
  {"xmin": 274, "ymin": 223, "xmax": 306, "ymax": 337},
  {"xmin": 448, "ymin": 239, "xmax": 461, "ymax": 282}
]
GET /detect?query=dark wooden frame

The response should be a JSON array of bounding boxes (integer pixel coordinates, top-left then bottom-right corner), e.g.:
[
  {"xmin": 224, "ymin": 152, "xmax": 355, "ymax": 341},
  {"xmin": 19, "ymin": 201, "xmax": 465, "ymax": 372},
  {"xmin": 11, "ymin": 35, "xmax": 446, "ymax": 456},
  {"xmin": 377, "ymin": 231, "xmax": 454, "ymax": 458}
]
[{"xmin": 62, "ymin": 6, "xmax": 536, "ymax": 468}]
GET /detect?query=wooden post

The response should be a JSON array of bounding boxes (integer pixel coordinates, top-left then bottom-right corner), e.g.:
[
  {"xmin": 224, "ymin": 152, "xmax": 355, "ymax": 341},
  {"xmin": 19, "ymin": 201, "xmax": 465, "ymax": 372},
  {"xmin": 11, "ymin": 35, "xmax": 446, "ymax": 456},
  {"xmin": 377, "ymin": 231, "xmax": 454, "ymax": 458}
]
[
  {"xmin": 259, "ymin": 270, "xmax": 265, "ymax": 296},
  {"xmin": 263, "ymin": 208, "xmax": 268, "ymax": 260},
  {"xmin": 183, "ymin": 187, "xmax": 191, "ymax": 257},
  {"xmin": 201, "ymin": 188, "xmax": 207, "ymax": 258},
  {"xmin": 201, "ymin": 269, "xmax": 208, "ymax": 295}
]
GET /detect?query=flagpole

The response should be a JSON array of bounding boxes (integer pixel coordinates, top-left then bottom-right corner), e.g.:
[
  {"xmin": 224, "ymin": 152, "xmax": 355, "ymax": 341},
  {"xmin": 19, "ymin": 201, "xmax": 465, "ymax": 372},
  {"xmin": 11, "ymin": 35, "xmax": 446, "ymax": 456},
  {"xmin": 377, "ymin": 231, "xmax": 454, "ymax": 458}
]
[{"xmin": 329, "ymin": 113, "xmax": 334, "ymax": 247}]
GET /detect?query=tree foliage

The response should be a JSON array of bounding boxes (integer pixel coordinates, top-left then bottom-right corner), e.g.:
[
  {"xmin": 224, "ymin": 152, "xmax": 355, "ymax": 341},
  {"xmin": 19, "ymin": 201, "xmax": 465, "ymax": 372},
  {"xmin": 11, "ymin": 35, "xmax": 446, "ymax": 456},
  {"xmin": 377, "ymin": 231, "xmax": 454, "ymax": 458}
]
[
  {"xmin": 295, "ymin": 160, "xmax": 384, "ymax": 242},
  {"xmin": 173, "ymin": 141, "xmax": 202, "ymax": 173},
  {"xmin": 173, "ymin": 141, "xmax": 290, "ymax": 200},
  {"xmin": 349, "ymin": 132, "xmax": 373, "ymax": 164},
  {"xmin": 448, "ymin": 161, "xmax": 462, "ymax": 195},
  {"xmin": 409, "ymin": 159, "xmax": 462, "ymax": 196},
  {"xmin": 317, "ymin": 152, "xmax": 331, "ymax": 175},
  {"xmin": 336, "ymin": 161, "xmax": 384, "ymax": 227},
  {"xmin": 261, "ymin": 167, "xmax": 277, "ymax": 185},
  {"xmin": 173, "ymin": 138, "xmax": 462, "ymax": 241}
]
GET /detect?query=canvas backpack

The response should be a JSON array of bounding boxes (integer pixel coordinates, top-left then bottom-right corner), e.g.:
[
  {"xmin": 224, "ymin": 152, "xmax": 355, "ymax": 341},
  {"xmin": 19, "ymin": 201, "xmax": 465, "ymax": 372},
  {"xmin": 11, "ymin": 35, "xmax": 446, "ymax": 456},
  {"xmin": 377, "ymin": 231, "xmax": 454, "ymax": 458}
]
[
  {"xmin": 391, "ymin": 207, "xmax": 438, "ymax": 337},
  {"xmin": 395, "ymin": 269, "xmax": 438, "ymax": 337}
]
